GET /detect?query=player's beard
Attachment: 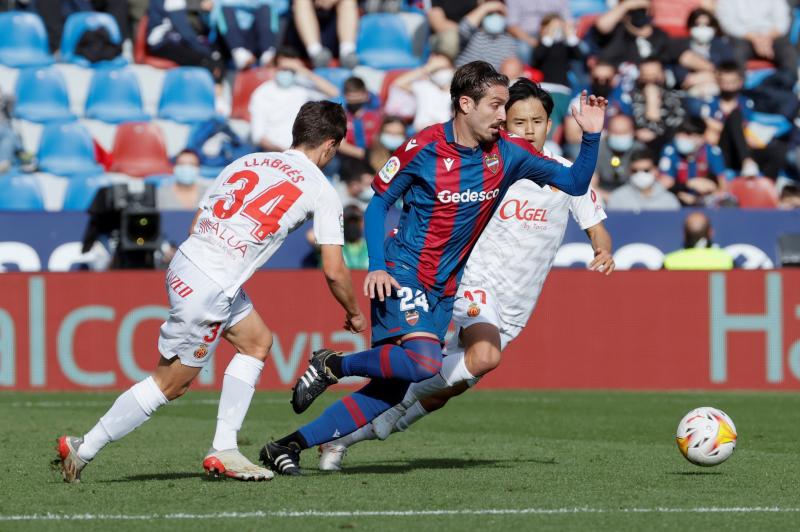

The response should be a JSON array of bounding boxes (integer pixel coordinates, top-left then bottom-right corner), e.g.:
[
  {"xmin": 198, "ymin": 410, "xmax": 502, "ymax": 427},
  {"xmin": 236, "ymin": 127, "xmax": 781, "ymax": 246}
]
[{"xmin": 483, "ymin": 121, "xmax": 503, "ymax": 143}]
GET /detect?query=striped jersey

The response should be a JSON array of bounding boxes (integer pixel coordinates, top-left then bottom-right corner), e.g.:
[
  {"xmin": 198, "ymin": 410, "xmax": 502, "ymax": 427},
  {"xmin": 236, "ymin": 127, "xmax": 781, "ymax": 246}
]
[{"xmin": 372, "ymin": 120, "xmax": 597, "ymax": 297}]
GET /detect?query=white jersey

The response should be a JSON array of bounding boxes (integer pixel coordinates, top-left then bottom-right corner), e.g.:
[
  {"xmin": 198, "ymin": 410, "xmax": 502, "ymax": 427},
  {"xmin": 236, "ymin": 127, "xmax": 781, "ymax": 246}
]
[
  {"xmin": 179, "ymin": 149, "xmax": 344, "ymax": 297},
  {"xmin": 459, "ymin": 149, "xmax": 606, "ymax": 327}
]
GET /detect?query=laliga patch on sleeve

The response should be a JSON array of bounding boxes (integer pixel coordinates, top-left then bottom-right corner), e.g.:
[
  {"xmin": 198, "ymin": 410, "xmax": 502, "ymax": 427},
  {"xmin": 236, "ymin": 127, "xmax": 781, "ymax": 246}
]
[{"xmin": 379, "ymin": 156, "xmax": 401, "ymax": 184}]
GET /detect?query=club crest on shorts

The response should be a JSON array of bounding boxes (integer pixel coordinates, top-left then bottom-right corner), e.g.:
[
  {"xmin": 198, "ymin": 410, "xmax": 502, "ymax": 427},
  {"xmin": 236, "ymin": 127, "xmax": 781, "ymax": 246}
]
[
  {"xmin": 405, "ymin": 310, "xmax": 419, "ymax": 326},
  {"xmin": 194, "ymin": 344, "xmax": 209, "ymax": 359},
  {"xmin": 467, "ymin": 302, "xmax": 481, "ymax": 318},
  {"xmin": 484, "ymin": 153, "xmax": 500, "ymax": 174}
]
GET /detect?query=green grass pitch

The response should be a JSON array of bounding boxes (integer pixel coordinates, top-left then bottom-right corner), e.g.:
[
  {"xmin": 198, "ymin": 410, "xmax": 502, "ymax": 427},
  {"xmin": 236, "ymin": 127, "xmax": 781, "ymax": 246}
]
[{"xmin": 2, "ymin": 389, "xmax": 799, "ymax": 531}]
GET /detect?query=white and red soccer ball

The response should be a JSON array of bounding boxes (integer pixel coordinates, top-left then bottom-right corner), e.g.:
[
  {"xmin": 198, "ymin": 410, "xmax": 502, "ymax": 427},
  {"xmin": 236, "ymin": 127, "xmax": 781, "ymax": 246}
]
[{"xmin": 676, "ymin": 407, "xmax": 737, "ymax": 467}]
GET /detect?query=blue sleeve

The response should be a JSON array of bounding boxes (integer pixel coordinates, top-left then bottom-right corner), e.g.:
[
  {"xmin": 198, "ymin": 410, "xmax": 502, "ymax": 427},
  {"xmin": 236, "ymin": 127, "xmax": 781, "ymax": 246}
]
[
  {"xmin": 364, "ymin": 193, "xmax": 392, "ymax": 272},
  {"xmin": 508, "ymin": 133, "xmax": 601, "ymax": 196}
]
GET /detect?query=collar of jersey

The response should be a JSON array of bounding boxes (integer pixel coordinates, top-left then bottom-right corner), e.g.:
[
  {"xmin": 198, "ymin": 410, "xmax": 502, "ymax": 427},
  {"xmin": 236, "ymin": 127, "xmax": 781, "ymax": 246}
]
[{"xmin": 443, "ymin": 120, "xmax": 482, "ymax": 154}]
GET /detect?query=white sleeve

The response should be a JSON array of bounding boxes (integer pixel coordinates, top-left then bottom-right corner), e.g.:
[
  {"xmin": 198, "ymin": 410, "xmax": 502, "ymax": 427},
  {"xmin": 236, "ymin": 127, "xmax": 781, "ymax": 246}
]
[
  {"xmin": 569, "ymin": 187, "xmax": 607, "ymax": 230},
  {"xmin": 313, "ymin": 183, "xmax": 345, "ymax": 246}
]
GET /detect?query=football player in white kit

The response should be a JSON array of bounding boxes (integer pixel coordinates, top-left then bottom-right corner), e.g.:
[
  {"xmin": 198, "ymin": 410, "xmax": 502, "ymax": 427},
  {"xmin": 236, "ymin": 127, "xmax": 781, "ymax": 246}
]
[
  {"xmin": 56, "ymin": 101, "xmax": 366, "ymax": 482},
  {"xmin": 318, "ymin": 78, "xmax": 614, "ymax": 470}
]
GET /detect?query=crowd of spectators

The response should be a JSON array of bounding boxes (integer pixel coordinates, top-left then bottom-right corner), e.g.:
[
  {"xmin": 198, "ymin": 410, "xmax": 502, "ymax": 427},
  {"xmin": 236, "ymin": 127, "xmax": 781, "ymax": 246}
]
[{"xmin": 2, "ymin": 0, "xmax": 800, "ymax": 268}]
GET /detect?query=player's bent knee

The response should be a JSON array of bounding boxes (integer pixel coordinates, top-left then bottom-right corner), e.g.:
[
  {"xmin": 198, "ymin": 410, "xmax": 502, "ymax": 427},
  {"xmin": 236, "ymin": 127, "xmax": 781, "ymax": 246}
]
[{"xmin": 468, "ymin": 344, "xmax": 502, "ymax": 376}]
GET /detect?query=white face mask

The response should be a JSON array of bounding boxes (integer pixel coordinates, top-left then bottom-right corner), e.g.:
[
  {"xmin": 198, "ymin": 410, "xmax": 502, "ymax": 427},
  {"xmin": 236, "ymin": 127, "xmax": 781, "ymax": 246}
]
[
  {"xmin": 675, "ymin": 137, "xmax": 698, "ymax": 156},
  {"xmin": 607, "ymin": 134, "xmax": 634, "ymax": 153},
  {"xmin": 630, "ymin": 170, "xmax": 655, "ymax": 190},
  {"xmin": 275, "ymin": 69, "xmax": 295, "ymax": 88},
  {"xmin": 482, "ymin": 13, "xmax": 507, "ymax": 35},
  {"xmin": 430, "ymin": 68, "xmax": 454, "ymax": 88},
  {"xmin": 380, "ymin": 133, "xmax": 405, "ymax": 151},
  {"xmin": 690, "ymin": 25, "xmax": 716, "ymax": 45}
]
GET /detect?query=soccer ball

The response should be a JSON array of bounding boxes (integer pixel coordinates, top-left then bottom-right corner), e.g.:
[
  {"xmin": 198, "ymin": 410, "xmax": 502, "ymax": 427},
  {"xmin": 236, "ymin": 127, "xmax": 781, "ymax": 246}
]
[{"xmin": 676, "ymin": 407, "xmax": 737, "ymax": 466}]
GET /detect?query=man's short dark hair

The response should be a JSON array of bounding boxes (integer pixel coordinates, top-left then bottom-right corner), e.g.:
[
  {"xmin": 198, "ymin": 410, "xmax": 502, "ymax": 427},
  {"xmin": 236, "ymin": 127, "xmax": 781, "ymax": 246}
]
[
  {"xmin": 686, "ymin": 7, "xmax": 720, "ymax": 31},
  {"xmin": 276, "ymin": 46, "xmax": 302, "ymax": 61},
  {"xmin": 291, "ymin": 101, "xmax": 347, "ymax": 149},
  {"xmin": 717, "ymin": 60, "xmax": 744, "ymax": 77},
  {"xmin": 450, "ymin": 61, "xmax": 509, "ymax": 114},
  {"xmin": 629, "ymin": 147, "xmax": 656, "ymax": 164},
  {"xmin": 678, "ymin": 116, "xmax": 707, "ymax": 135},
  {"xmin": 506, "ymin": 78, "xmax": 554, "ymax": 118},
  {"xmin": 343, "ymin": 76, "xmax": 367, "ymax": 94},
  {"xmin": 340, "ymin": 157, "xmax": 373, "ymax": 183}
]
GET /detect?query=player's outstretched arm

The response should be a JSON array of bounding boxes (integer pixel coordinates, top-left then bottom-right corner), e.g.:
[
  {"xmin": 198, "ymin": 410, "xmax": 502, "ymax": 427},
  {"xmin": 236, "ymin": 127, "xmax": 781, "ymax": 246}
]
[
  {"xmin": 363, "ymin": 193, "xmax": 401, "ymax": 302},
  {"xmin": 586, "ymin": 222, "xmax": 615, "ymax": 276},
  {"xmin": 320, "ymin": 244, "xmax": 366, "ymax": 333},
  {"xmin": 571, "ymin": 90, "xmax": 608, "ymax": 134}
]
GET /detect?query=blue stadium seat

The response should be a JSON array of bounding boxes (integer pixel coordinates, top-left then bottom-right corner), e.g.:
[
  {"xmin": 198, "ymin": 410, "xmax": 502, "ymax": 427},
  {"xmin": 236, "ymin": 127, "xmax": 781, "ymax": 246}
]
[
  {"xmin": 569, "ymin": 0, "xmax": 608, "ymax": 18},
  {"xmin": 60, "ymin": 12, "xmax": 126, "ymax": 67},
  {"xmin": 0, "ymin": 174, "xmax": 45, "ymax": 211},
  {"xmin": 62, "ymin": 174, "xmax": 110, "ymax": 211},
  {"xmin": 0, "ymin": 11, "xmax": 53, "ymax": 68},
  {"xmin": 158, "ymin": 67, "xmax": 218, "ymax": 124},
  {"xmin": 85, "ymin": 67, "xmax": 150, "ymax": 124},
  {"xmin": 357, "ymin": 13, "xmax": 423, "ymax": 70},
  {"xmin": 38, "ymin": 121, "xmax": 104, "ymax": 177},
  {"xmin": 13, "ymin": 67, "xmax": 75, "ymax": 123},
  {"xmin": 314, "ymin": 67, "xmax": 353, "ymax": 94}
]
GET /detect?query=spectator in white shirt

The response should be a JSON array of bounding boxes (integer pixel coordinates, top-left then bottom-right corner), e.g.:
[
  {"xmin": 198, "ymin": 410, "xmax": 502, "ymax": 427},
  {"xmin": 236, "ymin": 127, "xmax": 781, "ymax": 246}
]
[
  {"xmin": 385, "ymin": 53, "xmax": 454, "ymax": 133},
  {"xmin": 248, "ymin": 47, "xmax": 340, "ymax": 151}
]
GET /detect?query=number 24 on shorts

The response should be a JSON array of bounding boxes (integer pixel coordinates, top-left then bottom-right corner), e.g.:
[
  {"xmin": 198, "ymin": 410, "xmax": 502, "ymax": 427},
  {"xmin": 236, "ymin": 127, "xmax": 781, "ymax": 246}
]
[{"xmin": 398, "ymin": 287, "xmax": 429, "ymax": 312}]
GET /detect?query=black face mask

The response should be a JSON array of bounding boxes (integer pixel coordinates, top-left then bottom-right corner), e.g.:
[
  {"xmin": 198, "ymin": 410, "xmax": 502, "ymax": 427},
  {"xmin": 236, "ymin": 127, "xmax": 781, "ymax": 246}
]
[
  {"xmin": 346, "ymin": 102, "xmax": 365, "ymax": 114},
  {"xmin": 591, "ymin": 81, "xmax": 612, "ymax": 99},
  {"xmin": 344, "ymin": 220, "xmax": 362, "ymax": 243},
  {"xmin": 628, "ymin": 9, "xmax": 651, "ymax": 29},
  {"xmin": 719, "ymin": 89, "xmax": 739, "ymax": 100}
]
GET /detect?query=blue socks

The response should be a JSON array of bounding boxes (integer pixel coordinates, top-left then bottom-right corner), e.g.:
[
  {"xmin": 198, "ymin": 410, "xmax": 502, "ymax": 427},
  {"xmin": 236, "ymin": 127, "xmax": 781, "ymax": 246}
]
[{"xmin": 340, "ymin": 336, "xmax": 442, "ymax": 382}]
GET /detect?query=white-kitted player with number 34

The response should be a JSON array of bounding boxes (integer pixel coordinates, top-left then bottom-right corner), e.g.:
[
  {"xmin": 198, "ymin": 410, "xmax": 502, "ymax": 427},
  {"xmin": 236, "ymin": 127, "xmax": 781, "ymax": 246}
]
[{"xmin": 57, "ymin": 101, "xmax": 367, "ymax": 483}]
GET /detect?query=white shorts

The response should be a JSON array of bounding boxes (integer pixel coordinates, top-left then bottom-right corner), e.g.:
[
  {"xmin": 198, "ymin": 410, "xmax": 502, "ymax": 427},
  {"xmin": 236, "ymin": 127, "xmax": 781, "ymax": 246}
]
[
  {"xmin": 445, "ymin": 286, "xmax": 523, "ymax": 355},
  {"xmin": 157, "ymin": 251, "xmax": 253, "ymax": 368}
]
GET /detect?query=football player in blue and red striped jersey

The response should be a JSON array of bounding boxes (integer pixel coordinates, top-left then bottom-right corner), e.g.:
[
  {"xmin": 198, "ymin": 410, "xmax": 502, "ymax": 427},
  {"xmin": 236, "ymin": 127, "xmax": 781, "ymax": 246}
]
[{"xmin": 260, "ymin": 61, "xmax": 607, "ymax": 476}]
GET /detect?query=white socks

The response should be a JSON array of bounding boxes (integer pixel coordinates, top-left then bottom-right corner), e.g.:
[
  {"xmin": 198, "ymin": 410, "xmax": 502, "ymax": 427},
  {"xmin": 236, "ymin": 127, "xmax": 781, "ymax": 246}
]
[
  {"xmin": 395, "ymin": 401, "xmax": 428, "ymax": 432},
  {"xmin": 339, "ymin": 41, "xmax": 356, "ymax": 56},
  {"xmin": 336, "ymin": 423, "xmax": 377, "ymax": 447},
  {"xmin": 212, "ymin": 354, "xmax": 264, "ymax": 451},
  {"xmin": 403, "ymin": 350, "xmax": 474, "ymax": 406},
  {"xmin": 307, "ymin": 41, "xmax": 323, "ymax": 57},
  {"xmin": 78, "ymin": 376, "xmax": 168, "ymax": 462}
]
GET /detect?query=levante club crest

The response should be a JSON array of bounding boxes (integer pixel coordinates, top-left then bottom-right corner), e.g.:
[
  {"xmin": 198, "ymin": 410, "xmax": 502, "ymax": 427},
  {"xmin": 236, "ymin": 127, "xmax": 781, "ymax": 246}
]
[
  {"xmin": 405, "ymin": 310, "xmax": 420, "ymax": 326},
  {"xmin": 484, "ymin": 153, "xmax": 500, "ymax": 174}
]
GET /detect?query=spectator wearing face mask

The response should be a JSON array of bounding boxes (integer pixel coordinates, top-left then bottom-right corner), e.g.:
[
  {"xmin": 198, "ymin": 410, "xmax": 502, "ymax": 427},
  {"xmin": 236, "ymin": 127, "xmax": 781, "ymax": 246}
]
[
  {"xmin": 248, "ymin": 47, "xmax": 340, "ymax": 152},
  {"xmin": 341, "ymin": 204, "xmax": 369, "ymax": 269},
  {"xmin": 629, "ymin": 58, "xmax": 686, "ymax": 151},
  {"xmin": 658, "ymin": 117, "xmax": 732, "ymax": 206},
  {"xmin": 455, "ymin": 1, "xmax": 520, "ymax": 70},
  {"xmin": 157, "ymin": 150, "xmax": 209, "ymax": 210},
  {"xmin": 594, "ymin": 114, "xmax": 646, "ymax": 198},
  {"xmin": 531, "ymin": 13, "xmax": 583, "ymax": 89},
  {"xmin": 671, "ymin": 8, "xmax": 737, "ymax": 97},
  {"xmin": 336, "ymin": 159, "xmax": 375, "ymax": 211},
  {"xmin": 367, "ymin": 116, "xmax": 407, "ymax": 173},
  {"xmin": 337, "ymin": 76, "xmax": 382, "ymax": 162},
  {"xmin": 386, "ymin": 53, "xmax": 454, "ymax": 133},
  {"xmin": 606, "ymin": 148, "xmax": 681, "ymax": 211},
  {"xmin": 592, "ymin": 0, "xmax": 712, "ymax": 74},
  {"xmin": 663, "ymin": 211, "xmax": 733, "ymax": 270},
  {"xmin": 505, "ymin": 0, "xmax": 572, "ymax": 61}
]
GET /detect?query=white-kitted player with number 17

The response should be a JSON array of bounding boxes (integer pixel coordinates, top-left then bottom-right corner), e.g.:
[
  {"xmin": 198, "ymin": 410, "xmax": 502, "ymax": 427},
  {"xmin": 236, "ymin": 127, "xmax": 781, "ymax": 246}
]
[{"xmin": 57, "ymin": 101, "xmax": 366, "ymax": 483}]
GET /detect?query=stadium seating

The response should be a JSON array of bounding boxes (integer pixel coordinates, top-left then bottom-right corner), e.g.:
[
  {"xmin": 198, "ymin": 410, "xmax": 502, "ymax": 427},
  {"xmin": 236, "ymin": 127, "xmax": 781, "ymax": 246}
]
[
  {"xmin": 0, "ymin": 174, "xmax": 46, "ymax": 211},
  {"xmin": 378, "ymin": 68, "xmax": 409, "ymax": 103},
  {"xmin": 357, "ymin": 13, "xmax": 423, "ymax": 70},
  {"xmin": 231, "ymin": 67, "xmax": 274, "ymax": 121},
  {"xmin": 133, "ymin": 15, "xmax": 178, "ymax": 69},
  {"xmin": 62, "ymin": 174, "xmax": 111, "ymax": 211},
  {"xmin": 158, "ymin": 67, "xmax": 218, "ymax": 124},
  {"xmin": 0, "ymin": 11, "xmax": 53, "ymax": 68},
  {"xmin": 37, "ymin": 121, "xmax": 104, "ymax": 177},
  {"xmin": 13, "ymin": 67, "xmax": 75, "ymax": 123},
  {"xmin": 110, "ymin": 122, "xmax": 173, "ymax": 177},
  {"xmin": 569, "ymin": 0, "xmax": 608, "ymax": 18},
  {"xmin": 85, "ymin": 67, "xmax": 150, "ymax": 124},
  {"xmin": 60, "ymin": 12, "xmax": 126, "ymax": 67},
  {"xmin": 729, "ymin": 177, "xmax": 779, "ymax": 208}
]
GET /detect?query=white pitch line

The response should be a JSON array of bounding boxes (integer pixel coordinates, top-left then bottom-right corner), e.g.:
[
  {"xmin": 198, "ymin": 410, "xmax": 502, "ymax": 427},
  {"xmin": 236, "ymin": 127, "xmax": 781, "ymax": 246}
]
[
  {"xmin": 7, "ymin": 398, "xmax": 290, "ymax": 408},
  {"xmin": 2, "ymin": 508, "xmax": 799, "ymax": 521}
]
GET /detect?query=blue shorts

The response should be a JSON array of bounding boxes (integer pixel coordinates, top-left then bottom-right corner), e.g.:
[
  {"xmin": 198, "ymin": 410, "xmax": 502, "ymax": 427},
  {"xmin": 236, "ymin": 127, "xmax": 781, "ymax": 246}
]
[{"xmin": 370, "ymin": 268, "xmax": 453, "ymax": 346}]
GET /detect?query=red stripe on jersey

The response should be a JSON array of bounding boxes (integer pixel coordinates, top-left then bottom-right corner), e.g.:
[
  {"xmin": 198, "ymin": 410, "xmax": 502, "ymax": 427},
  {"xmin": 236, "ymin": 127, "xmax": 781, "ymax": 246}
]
[
  {"xmin": 372, "ymin": 124, "xmax": 444, "ymax": 196},
  {"xmin": 445, "ymin": 144, "xmax": 506, "ymax": 293},
  {"xmin": 379, "ymin": 344, "xmax": 393, "ymax": 378},
  {"xmin": 342, "ymin": 396, "xmax": 367, "ymax": 427},
  {"xmin": 417, "ymin": 142, "xmax": 459, "ymax": 291}
]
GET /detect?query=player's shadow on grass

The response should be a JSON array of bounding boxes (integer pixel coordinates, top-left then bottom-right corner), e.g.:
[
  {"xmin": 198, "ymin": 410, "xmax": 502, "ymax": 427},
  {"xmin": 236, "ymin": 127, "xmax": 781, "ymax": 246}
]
[
  {"xmin": 668, "ymin": 471, "xmax": 723, "ymax": 476},
  {"xmin": 101, "ymin": 472, "xmax": 206, "ymax": 482},
  {"xmin": 339, "ymin": 457, "xmax": 556, "ymax": 475}
]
